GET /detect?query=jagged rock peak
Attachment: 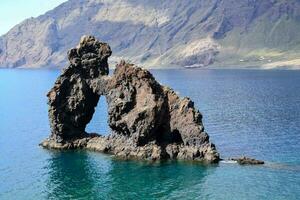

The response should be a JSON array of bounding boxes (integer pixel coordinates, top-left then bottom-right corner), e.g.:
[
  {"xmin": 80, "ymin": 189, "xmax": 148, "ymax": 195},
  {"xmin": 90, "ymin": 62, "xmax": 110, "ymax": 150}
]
[
  {"xmin": 41, "ymin": 36, "xmax": 219, "ymax": 163},
  {"xmin": 67, "ymin": 35, "xmax": 112, "ymax": 76}
]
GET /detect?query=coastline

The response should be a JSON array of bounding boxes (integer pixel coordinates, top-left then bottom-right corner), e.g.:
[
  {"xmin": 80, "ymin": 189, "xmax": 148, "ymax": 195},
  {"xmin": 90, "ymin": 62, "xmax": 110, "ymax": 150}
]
[{"xmin": 1, "ymin": 65, "xmax": 300, "ymax": 70}]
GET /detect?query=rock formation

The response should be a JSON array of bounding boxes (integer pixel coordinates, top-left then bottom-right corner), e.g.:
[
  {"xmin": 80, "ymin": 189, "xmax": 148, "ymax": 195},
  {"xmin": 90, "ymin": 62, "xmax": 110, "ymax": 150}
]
[
  {"xmin": 231, "ymin": 157, "xmax": 264, "ymax": 165},
  {"xmin": 41, "ymin": 35, "xmax": 219, "ymax": 163},
  {"xmin": 46, "ymin": 35, "xmax": 111, "ymax": 142}
]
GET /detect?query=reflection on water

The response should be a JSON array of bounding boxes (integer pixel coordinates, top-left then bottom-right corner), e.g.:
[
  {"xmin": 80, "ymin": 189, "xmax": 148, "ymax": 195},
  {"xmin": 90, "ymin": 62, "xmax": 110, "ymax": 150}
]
[
  {"xmin": 106, "ymin": 160, "xmax": 214, "ymax": 199},
  {"xmin": 45, "ymin": 151, "xmax": 112, "ymax": 199},
  {"xmin": 45, "ymin": 151, "xmax": 215, "ymax": 199}
]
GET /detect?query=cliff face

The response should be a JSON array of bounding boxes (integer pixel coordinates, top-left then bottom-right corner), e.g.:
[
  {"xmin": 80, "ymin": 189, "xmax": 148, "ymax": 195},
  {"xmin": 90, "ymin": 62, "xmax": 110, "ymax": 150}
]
[{"xmin": 1, "ymin": 0, "xmax": 300, "ymax": 69}]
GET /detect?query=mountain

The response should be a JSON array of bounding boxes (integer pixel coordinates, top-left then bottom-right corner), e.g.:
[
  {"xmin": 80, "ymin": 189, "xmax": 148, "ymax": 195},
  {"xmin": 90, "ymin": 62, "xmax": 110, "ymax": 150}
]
[{"xmin": 0, "ymin": 0, "xmax": 300, "ymax": 69}]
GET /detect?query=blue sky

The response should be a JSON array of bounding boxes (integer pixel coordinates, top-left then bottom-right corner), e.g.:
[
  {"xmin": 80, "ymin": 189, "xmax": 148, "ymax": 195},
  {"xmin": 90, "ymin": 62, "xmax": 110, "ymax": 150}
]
[{"xmin": 0, "ymin": 0, "xmax": 67, "ymax": 35}]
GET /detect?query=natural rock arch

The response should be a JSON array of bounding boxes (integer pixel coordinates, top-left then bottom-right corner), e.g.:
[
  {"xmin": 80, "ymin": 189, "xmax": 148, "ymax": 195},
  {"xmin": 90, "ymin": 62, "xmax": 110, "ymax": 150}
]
[
  {"xmin": 46, "ymin": 35, "xmax": 111, "ymax": 142},
  {"xmin": 41, "ymin": 36, "xmax": 219, "ymax": 163}
]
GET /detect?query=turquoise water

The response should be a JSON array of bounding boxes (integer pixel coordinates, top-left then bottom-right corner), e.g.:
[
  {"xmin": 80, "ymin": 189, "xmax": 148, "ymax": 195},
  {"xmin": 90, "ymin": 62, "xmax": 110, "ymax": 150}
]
[{"xmin": 0, "ymin": 69, "xmax": 300, "ymax": 199}]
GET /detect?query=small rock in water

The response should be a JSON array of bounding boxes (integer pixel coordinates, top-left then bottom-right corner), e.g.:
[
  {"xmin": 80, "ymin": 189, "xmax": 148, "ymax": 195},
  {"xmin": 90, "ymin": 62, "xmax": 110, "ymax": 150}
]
[{"xmin": 231, "ymin": 156, "xmax": 264, "ymax": 165}]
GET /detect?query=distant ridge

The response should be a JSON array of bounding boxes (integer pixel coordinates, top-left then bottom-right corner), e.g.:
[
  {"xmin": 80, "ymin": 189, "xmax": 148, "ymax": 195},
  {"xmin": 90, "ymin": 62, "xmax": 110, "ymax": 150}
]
[{"xmin": 0, "ymin": 0, "xmax": 300, "ymax": 69}]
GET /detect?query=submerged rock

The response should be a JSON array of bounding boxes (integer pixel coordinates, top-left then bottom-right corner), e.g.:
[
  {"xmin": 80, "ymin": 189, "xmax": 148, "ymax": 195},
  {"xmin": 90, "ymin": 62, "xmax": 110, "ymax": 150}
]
[{"xmin": 41, "ymin": 35, "xmax": 219, "ymax": 163}]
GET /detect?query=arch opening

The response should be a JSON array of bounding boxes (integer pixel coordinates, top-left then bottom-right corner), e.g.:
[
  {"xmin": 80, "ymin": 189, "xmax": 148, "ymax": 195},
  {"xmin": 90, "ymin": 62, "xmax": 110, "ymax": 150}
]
[{"xmin": 86, "ymin": 96, "xmax": 110, "ymax": 136}]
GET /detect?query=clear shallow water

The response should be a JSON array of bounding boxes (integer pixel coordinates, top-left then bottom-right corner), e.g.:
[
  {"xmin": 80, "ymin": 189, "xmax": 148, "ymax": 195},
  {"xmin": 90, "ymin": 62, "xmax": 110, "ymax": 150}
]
[{"xmin": 0, "ymin": 69, "xmax": 300, "ymax": 199}]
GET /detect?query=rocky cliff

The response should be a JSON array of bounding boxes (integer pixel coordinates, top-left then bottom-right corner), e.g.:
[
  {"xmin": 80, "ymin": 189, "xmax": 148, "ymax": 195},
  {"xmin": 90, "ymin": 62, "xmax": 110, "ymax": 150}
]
[
  {"xmin": 41, "ymin": 35, "xmax": 219, "ymax": 163},
  {"xmin": 1, "ymin": 0, "xmax": 300, "ymax": 69}
]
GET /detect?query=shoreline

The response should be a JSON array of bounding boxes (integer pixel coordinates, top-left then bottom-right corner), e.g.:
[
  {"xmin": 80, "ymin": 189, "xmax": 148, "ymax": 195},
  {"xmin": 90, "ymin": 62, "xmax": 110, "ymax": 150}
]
[{"xmin": 1, "ymin": 65, "xmax": 300, "ymax": 70}]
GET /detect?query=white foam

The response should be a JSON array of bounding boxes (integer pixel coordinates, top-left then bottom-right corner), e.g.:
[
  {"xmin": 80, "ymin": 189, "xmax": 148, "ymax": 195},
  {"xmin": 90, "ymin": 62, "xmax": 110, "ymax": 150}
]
[{"xmin": 220, "ymin": 160, "xmax": 238, "ymax": 164}]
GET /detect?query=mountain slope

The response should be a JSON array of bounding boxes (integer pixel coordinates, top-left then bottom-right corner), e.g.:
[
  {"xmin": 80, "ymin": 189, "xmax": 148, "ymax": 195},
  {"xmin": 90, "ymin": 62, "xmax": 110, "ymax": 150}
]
[{"xmin": 0, "ymin": 0, "xmax": 300, "ymax": 69}]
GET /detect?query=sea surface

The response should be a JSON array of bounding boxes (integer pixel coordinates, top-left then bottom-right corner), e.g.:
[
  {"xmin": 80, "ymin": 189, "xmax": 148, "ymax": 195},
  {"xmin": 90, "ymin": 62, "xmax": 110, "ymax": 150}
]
[{"xmin": 0, "ymin": 68, "xmax": 300, "ymax": 200}]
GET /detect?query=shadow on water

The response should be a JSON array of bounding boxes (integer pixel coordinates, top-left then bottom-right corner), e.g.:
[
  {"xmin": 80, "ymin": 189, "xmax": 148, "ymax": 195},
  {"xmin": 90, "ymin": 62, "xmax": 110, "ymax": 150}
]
[{"xmin": 44, "ymin": 150, "xmax": 217, "ymax": 199}]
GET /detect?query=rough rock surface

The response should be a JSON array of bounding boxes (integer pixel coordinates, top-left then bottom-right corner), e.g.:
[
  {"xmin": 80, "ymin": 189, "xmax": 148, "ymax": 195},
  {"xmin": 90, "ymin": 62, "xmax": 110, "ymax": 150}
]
[
  {"xmin": 231, "ymin": 157, "xmax": 265, "ymax": 165},
  {"xmin": 41, "ymin": 35, "xmax": 219, "ymax": 163},
  {"xmin": 46, "ymin": 35, "xmax": 111, "ymax": 142}
]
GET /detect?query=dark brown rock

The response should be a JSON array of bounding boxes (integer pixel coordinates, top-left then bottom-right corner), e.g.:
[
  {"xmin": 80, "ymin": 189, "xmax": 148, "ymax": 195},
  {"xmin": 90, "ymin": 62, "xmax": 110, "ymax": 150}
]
[
  {"xmin": 41, "ymin": 35, "xmax": 219, "ymax": 163},
  {"xmin": 104, "ymin": 61, "xmax": 167, "ymax": 146},
  {"xmin": 231, "ymin": 156, "xmax": 265, "ymax": 165},
  {"xmin": 46, "ymin": 35, "xmax": 111, "ymax": 142}
]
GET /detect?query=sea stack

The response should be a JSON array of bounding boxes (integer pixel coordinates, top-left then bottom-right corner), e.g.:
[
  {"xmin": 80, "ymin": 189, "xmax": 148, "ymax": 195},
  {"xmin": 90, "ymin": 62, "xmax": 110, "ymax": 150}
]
[{"xmin": 40, "ymin": 35, "xmax": 219, "ymax": 163}]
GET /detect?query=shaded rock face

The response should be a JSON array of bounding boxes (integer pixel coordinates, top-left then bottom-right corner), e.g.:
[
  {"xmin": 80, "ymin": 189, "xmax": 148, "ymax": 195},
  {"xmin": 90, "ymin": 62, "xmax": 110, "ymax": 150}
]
[
  {"xmin": 41, "ymin": 36, "xmax": 219, "ymax": 163},
  {"xmin": 47, "ymin": 35, "xmax": 111, "ymax": 141}
]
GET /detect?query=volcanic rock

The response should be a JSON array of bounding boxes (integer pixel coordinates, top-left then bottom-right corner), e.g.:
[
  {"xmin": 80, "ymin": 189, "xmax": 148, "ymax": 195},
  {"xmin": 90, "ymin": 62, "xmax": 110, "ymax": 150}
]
[
  {"xmin": 231, "ymin": 156, "xmax": 265, "ymax": 165},
  {"xmin": 41, "ymin": 35, "xmax": 219, "ymax": 163},
  {"xmin": 46, "ymin": 35, "xmax": 111, "ymax": 142}
]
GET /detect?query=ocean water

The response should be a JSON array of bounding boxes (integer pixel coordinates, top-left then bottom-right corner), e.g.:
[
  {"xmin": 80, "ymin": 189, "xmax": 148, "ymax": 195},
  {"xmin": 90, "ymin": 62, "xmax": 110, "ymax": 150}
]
[{"xmin": 0, "ymin": 69, "xmax": 300, "ymax": 200}]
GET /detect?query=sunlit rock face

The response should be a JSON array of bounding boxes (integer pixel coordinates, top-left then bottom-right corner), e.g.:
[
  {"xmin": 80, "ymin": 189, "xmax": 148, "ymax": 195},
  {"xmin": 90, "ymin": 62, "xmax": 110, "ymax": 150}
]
[
  {"xmin": 41, "ymin": 36, "xmax": 219, "ymax": 163},
  {"xmin": 2, "ymin": 0, "xmax": 300, "ymax": 69}
]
